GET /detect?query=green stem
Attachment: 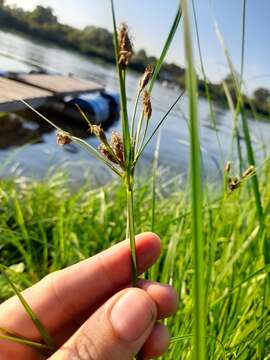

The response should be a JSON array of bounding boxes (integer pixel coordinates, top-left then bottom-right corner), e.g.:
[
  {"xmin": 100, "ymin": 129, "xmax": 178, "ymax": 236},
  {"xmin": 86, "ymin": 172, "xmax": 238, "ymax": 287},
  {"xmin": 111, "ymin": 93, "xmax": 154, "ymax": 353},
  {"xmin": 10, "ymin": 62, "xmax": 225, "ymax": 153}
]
[
  {"xmin": 126, "ymin": 179, "xmax": 138, "ymax": 287},
  {"xmin": 136, "ymin": 119, "xmax": 150, "ymax": 158},
  {"xmin": 135, "ymin": 112, "xmax": 145, "ymax": 154},
  {"xmin": 131, "ymin": 90, "xmax": 142, "ymax": 140},
  {"xmin": 126, "ymin": 187, "xmax": 144, "ymax": 359}
]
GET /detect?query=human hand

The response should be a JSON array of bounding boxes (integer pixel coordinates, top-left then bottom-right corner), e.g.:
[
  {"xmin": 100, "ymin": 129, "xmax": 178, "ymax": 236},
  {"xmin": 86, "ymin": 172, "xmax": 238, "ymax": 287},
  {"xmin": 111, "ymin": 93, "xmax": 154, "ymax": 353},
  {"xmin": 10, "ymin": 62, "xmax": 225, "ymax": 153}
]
[{"xmin": 0, "ymin": 233, "xmax": 178, "ymax": 360}]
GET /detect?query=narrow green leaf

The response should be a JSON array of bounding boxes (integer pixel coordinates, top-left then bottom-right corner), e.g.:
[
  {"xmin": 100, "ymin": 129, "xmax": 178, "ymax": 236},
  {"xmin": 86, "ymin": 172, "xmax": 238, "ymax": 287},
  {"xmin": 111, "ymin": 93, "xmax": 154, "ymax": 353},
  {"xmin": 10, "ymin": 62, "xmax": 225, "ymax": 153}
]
[
  {"xmin": 148, "ymin": 4, "xmax": 182, "ymax": 94},
  {"xmin": 0, "ymin": 327, "xmax": 51, "ymax": 355},
  {"xmin": 1, "ymin": 268, "xmax": 55, "ymax": 350}
]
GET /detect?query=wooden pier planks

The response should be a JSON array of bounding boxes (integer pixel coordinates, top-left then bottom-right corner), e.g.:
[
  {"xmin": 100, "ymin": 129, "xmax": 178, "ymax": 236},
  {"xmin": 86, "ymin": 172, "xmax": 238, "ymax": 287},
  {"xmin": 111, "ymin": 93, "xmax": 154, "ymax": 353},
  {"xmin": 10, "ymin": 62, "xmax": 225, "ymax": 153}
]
[
  {"xmin": 18, "ymin": 74, "xmax": 104, "ymax": 97},
  {"xmin": 0, "ymin": 74, "xmax": 105, "ymax": 112},
  {"xmin": 0, "ymin": 77, "xmax": 52, "ymax": 112}
]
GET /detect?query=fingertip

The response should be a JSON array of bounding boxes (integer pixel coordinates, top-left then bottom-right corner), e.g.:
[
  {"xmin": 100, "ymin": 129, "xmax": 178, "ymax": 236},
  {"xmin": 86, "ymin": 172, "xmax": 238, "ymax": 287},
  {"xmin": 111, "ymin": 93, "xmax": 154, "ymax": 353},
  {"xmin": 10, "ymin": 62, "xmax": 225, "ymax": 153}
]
[
  {"xmin": 109, "ymin": 288, "xmax": 157, "ymax": 343},
  {"xmin": 138, "ymin": 281, "xmax": 178, "ymax": 319},
  {"xmin": 143, "ymin": 323, "xmax": 170, "ymax": 359},
  {"xmin": 136, "ymin": 233, "xmax": 161, "ymax": 273}
]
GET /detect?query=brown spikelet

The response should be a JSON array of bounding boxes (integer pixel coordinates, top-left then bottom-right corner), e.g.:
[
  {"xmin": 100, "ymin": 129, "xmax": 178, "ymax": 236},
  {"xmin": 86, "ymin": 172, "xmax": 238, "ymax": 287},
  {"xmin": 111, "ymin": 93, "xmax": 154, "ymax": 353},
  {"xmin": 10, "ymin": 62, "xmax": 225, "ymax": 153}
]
[
  {"xmin": 224, "ymin": 161, "xmax": 231, "ymax": 174},
  {"xmin": 139, "ymin": 65, "xmax": 153, "ymax": 91},
  {"xmin": 143, "ymin": 90, "xmax": 152, "ymax": 120},
  {"xmin": 90, "ymin": 125, "xmax": 107, "ymax": 142},
  {"xmin": 241, "ymin": 165, "xmax": 255, "ymax": 179},
  {"xmin": 118, "ymin": 23, "xmax": 133, "ymax": 68},
  {"xmin": 56, "ymin": 131, "xmax": 71, "ymax": 146},
  {"xmin": 228, "ymin": 176, "xmax": 241, "ymax": 192},
  {"xmin": 99, "ymin": 144, "xmax": 118, "ymax": 164},
  {"xmin": 111, "ymin": 132, "xmax": 124, "ymax": 165}
]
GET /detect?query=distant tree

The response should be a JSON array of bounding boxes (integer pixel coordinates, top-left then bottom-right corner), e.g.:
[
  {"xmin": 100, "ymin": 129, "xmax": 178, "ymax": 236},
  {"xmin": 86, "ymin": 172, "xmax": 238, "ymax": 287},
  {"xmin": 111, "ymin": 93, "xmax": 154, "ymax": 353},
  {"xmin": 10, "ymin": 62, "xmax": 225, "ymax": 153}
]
[
  {"xmin": 28, "ymin": 6, "xmax": 57, "ymax": 25},
  {"xmin": 223, "ymin": 73, "xmax": 239, "ymax": 102},
  {"xmin": 131, "ymin": 49, "xmax": 148, "ymax": 71},
  {"xmin": 80, "ymin": 26, "xmax": 114, "ymax": 59},
  {"xmin": 135, "ymin": 49, "xmax": 147, "ymax": 59},
  {"xmin": 253, "ymin": 87, "xmax": 270, "ymax": 104},
  {"xmin": 0, "ymin": 0, "xmax": 5, "ymax": 7}
]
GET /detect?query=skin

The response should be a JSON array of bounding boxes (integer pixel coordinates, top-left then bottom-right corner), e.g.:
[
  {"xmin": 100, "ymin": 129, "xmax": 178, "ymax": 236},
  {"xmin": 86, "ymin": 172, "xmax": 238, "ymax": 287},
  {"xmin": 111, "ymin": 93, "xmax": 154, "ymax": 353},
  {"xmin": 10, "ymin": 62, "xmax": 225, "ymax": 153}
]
[{"xmin": 0, "ymin": 233, "xmax": 178, "ymax": 360}]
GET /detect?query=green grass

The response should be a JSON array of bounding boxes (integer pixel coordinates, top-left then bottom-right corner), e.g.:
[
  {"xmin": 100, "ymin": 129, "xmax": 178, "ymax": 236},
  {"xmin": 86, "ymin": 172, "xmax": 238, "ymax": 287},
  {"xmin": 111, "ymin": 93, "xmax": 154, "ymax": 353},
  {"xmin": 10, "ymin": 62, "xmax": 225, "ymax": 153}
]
[{"xmin": 0, "ymin": 170, "xmax": 270, "ymax": 358}]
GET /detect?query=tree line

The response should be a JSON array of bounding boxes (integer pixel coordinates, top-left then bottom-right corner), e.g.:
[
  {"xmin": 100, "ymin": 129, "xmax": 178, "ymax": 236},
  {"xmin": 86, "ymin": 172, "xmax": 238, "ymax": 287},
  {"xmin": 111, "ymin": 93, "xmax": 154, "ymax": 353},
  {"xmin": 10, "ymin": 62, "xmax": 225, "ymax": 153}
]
[{"xmin": 0, "ymin": 2, "xmax": 269, "ymax": 116}]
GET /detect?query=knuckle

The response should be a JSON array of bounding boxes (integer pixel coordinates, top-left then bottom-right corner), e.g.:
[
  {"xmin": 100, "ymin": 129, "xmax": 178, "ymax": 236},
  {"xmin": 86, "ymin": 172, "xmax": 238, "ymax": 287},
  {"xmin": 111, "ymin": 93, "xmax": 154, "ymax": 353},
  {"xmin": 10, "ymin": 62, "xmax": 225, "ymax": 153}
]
[{"xmin": 73, "ymin": 331, "xmax": 97, "ymax": 360}]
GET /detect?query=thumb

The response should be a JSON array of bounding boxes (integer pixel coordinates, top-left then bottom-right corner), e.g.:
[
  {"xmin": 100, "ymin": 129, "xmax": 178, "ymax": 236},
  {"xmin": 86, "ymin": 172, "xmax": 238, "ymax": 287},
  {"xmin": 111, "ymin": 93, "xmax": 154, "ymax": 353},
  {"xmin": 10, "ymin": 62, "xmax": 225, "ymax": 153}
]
[{"xmin": 49, "ymin": 288, "xmax": 157, "ymax": 360}]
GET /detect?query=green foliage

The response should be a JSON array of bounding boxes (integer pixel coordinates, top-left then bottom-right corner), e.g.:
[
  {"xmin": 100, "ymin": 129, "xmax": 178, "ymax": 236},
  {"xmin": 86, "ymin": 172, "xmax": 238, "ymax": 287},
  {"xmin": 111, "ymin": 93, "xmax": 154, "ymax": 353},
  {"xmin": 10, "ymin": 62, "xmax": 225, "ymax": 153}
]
[
  {"xmin": 26, "ymin": 6, "xmax": 57, "ymax": 25},
  {"xmin": 0, "ymin": 171, "xmax": 270, "ymax": 358}
]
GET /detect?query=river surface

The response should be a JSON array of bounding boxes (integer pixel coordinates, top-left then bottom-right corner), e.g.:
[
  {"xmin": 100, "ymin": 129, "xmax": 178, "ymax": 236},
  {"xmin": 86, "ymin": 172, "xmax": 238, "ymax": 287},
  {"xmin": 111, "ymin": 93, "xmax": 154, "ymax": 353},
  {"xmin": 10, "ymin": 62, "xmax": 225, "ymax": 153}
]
[{"xmin": 0, "ymin": 30, "xmax": 269, "ymax": 185}]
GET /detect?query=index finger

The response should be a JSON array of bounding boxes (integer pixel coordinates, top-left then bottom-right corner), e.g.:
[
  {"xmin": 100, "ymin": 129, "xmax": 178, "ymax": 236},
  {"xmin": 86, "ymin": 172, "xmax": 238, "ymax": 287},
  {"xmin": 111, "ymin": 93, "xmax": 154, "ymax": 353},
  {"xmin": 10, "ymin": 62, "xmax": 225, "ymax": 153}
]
[{"xmin": 0, "ymin": 232, "xmax": 161, "ymax": 340}]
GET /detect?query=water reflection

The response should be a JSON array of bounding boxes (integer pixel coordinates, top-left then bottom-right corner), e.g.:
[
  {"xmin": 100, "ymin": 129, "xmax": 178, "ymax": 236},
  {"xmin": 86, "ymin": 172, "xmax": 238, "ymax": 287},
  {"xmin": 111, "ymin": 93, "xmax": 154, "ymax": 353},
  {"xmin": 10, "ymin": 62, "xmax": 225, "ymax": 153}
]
[
  {"xmin": 0, "ymin": 107, "xmax": 119, "ymax": 151},
  {"xmin": 0, "ymin": 113, "xmax": 51, "ymax": 149}
]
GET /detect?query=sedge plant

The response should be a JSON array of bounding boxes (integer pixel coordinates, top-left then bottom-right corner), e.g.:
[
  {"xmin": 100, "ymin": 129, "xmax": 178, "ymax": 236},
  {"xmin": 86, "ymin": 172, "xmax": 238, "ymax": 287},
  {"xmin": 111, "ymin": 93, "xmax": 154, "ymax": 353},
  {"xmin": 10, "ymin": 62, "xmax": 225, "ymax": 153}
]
[{"xmin": 1, "ymin": 0, "xmax": 270, "ymax": 358}]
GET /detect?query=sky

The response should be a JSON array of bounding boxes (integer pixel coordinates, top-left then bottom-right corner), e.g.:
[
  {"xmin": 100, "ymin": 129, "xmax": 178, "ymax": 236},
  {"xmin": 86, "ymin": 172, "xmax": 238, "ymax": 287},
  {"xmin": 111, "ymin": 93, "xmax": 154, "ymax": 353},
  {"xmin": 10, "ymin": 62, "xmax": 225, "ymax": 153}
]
[{"xmin": 5, "ymin": 0, "xmax": 270, "ymax": 93}]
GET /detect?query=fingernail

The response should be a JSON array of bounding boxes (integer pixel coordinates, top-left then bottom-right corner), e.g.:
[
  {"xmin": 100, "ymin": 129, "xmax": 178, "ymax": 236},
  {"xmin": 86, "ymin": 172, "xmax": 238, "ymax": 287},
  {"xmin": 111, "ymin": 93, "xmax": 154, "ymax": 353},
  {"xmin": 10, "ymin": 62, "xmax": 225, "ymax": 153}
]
[{"xmin": 110, "ymin": 289, "xmax": 156, "ymax": 342}]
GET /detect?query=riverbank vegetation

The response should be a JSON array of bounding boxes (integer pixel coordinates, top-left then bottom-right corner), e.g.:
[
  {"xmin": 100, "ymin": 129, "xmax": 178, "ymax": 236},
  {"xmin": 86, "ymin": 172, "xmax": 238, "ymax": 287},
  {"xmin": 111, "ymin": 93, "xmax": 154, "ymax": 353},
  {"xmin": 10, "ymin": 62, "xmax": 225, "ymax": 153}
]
[{"xmin": 0, "ymin": 1, "xmax": 269, "ymax": 117}]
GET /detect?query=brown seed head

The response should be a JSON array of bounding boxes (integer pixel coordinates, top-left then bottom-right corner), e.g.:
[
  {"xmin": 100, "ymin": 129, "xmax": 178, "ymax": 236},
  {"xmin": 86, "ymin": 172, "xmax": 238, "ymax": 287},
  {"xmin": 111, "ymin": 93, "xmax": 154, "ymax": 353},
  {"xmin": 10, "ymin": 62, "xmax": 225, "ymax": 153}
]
[
  {"xmin": 111, "ymin": 132, "xmax": 124, "ymax": 165},
  {"xmin": 228, "ymin": 176, "xmax": 241, "ymax": 192},
  {"xmin": 139, "ymin": 65, "xmax": 153, "ymax": 91},
  {"xmin": 90, "ymin": 125, "xmax": 107, "ymax": 143},
  {"xmin": 241, "ymin": 165, "xmax": 255, "ymax": 179},
  {"xmin": 99, "ymin": 144, "xmax": 118, "ymax": 164},
  {"xmin": 143, "ymin": 90, "xmax": 152, "ymax": 120},
  {"xmin": 118, "ymin": 23, "xmax": 133, "ymax": 68},
  {"xmin": 56, "ymin": 131, "xmax": 71, "ymax": 146}
]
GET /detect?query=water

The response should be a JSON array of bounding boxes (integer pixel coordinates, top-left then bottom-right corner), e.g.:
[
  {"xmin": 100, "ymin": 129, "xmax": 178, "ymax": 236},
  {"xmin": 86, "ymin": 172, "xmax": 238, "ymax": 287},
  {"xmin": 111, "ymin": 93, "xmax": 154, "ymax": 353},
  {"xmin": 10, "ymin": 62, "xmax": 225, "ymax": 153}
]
[{"xmin": 0, "ymin": 30, "xmax": 269, "ymax": 185}]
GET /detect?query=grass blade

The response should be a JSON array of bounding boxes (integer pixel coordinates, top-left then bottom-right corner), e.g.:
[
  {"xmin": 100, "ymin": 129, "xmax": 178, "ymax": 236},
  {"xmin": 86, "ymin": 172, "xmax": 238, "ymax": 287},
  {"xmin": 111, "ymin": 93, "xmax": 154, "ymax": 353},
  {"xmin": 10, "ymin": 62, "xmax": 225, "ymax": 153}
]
[
  {"xmin": 134, "ymin": 2, "xmax": 182, "ymax": 154},
  {"xmin": 182, "ymin": 1, "xmax": 206, "ymax": 359},
  {"xmin": 148, "ymin": 4, "xmax": 182, "ymax": 94},
  {"xmin": 0, "ymin": 327, "xmax": 51, "ymax": 356},
  {"xmin": 1, "ymin": 267, "xmax": 55, "ymax": 350},
  {"xmin": 151, "ymin": 132, "xmax": 161, "ymax": 232}
]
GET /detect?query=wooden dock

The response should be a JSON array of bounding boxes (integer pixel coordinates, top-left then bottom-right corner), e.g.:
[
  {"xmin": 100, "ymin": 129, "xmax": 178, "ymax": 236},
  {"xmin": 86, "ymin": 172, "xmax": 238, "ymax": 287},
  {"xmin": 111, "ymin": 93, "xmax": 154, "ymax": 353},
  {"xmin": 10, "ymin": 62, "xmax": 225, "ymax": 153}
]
[{"xmin": 0, "ymin": 74, "xmax": 104, "ymax": 112}]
